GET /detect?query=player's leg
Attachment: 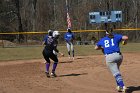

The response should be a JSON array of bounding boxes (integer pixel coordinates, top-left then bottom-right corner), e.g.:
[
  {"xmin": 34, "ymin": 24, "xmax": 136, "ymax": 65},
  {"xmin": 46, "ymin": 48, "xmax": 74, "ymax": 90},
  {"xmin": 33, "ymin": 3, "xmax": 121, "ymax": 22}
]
[
  {"xmin": 115, "ymin": 55, "xmax": 127, "ymax": 92},
  {"xmin": 50, "ymin": 53, "xmax": 59, "ymax": 77},
  {"xmin": 106, "ymin": 53, "xmax": 126, "ymax": 92},
  {"xmin": 42, "ymin": 49, "xmax": 51, "ymax": 77},
  {"xmin": 106, "ymin": 62, "xmax": 126, "ymax": 92},
  {"xmin": 66, "ymin": 43, "xmax": 71, "ymax": 59},
  {"xmin": 117, "ymin": 55, "xmax": 123, "ymax": 70},
  {"xmin": 70, "ymin": 43, "xmax": 74, "ymax": 60}
]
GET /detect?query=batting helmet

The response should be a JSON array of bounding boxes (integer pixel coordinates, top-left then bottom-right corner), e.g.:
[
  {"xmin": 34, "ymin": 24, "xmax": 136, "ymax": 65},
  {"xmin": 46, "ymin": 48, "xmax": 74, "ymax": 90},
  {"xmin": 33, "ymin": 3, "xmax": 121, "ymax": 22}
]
[
  {"xmin": 53, "ymin": 31, "xmax": 60, "ymax": 38},
  {"xmin": 48, "ymin": 29, "xmax": 53, "ymax": 36}
]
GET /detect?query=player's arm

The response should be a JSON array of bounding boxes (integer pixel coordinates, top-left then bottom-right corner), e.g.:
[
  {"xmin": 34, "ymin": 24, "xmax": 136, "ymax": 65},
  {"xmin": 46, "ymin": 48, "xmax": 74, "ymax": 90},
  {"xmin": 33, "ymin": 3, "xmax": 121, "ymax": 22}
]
[
  {"xmin": 95, "ymin": 45, "xmax": 104, "ymax": 54},
  {"xmin": 95, "ymin": 39, "xmax": 105, "ymax": 54},
  {"xmin": 42, "ymin": 41, "xmax": 45, "ymax": 45},
  {"xmin": 94, "ymin": 45, "xmax": 103, "ymax": 50},
  {"xmin": 64, "ymin": 33, "xmax": 71, "ymax": 45},
  {"xmin": 53, "ymin": 46, "xmax": 64, "ymax": 56},
  {"xmin": 122, "ymin": 35, "xmax": 128, "ymax": 45},
  {"xmin": 72, "ymin": 33, "xmax": 75, "ymax": 40},
  {"xmin": 58, "ymin": 52, "xmax": 64, "ymax": 56},
  {"xmin": 70, "ymin": 33, "xmax": 75, "ymax": 43},
  {"xmin": 95, "ymin": 40, "xmax": 103, "ymax": 50},
  {"xmin": 64, "ymin": 33, "xmax": 68, "ymax": 42},
  {"xmin": 122, "ymin": 35, "xmax": 128, "ymax": 40},
  {"xmin": 42, "ymin": 35, "xmax": 48, "ymax": 45}
]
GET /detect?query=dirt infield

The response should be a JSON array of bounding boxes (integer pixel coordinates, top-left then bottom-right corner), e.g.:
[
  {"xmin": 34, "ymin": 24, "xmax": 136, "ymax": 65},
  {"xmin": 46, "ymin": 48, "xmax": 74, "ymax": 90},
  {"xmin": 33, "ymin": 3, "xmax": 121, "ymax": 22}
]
[{"xmin": 0, "ymin": 53, "xmax": 140, "ymax": 93}]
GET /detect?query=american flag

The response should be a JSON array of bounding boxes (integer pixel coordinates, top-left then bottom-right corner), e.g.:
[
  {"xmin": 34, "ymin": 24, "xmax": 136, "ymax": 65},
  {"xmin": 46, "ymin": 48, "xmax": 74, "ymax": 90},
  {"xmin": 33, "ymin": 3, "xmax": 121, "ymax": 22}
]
[{"xmin": 67, "ymin": 12, "xmax": 71, "ymax": 28}]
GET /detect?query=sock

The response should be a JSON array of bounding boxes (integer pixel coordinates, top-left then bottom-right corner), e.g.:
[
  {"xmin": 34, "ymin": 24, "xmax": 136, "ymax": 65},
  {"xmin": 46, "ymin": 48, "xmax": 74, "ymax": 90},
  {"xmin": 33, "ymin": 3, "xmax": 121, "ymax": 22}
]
[
  {"xmin": 46, "ymin": 63, "xmax": 50, "ymax": 72},
  {"xmin": 68, "ymin": 51, "xmax": 70, "ymax": 56},
  {"xmin": 52, "ymin": 63, "xmax": 58, "ymax": 73},
  {"xmin": 114, "ymin": 73, "xmax": 125, "ymax": 88},
  {"xmin": 72, "ymin": 50, "xmax": 74, "ymax": 57}
]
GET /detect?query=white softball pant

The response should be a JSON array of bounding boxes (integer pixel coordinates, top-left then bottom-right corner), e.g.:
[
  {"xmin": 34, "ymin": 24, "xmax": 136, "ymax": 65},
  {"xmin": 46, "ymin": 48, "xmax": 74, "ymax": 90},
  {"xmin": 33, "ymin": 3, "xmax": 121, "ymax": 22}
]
[
  {"xmin": 105, "ymin": 52, "xmax": 123, "ymax": 76},
  {"xmin": 66, "ymin": 42, "xmax": 74, "ymax": 52}
]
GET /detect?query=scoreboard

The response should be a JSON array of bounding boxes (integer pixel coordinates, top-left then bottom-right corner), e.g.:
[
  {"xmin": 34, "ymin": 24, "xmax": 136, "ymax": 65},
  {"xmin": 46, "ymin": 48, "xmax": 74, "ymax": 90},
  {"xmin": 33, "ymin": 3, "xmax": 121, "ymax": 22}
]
[{"xmin": 89, "ymin": 11, "xmax": 122, "ymax": 23}]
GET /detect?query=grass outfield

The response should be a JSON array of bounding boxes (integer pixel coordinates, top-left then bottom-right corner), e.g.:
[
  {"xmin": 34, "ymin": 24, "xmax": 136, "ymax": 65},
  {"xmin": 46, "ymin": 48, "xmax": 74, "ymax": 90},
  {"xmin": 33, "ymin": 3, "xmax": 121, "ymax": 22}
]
[{"xmin": 0, "ymin": 43, "xmax": 140, "ymax": 61}]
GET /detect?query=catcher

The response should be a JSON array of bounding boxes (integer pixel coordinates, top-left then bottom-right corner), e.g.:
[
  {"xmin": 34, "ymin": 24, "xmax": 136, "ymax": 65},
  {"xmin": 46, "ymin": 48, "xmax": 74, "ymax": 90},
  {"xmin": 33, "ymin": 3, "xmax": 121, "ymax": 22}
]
[{"xmin": 42, "ymin": 30, "xmax": 64, "ymax": 78}]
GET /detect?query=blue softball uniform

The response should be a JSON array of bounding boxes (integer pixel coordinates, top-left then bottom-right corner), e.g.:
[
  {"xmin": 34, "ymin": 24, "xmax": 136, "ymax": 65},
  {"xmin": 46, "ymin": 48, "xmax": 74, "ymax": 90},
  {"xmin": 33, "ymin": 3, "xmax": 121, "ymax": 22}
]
[
  {"xmin": 96, "ymin": 34, "xmax": 127, "ymax": 89},
  {"xmin": 96, "ymin": 34, "xmax": 123, "ymax": 55},
  {"xmin": 64, "ymin": 32, "xmax": 75, "ymax": 43}
]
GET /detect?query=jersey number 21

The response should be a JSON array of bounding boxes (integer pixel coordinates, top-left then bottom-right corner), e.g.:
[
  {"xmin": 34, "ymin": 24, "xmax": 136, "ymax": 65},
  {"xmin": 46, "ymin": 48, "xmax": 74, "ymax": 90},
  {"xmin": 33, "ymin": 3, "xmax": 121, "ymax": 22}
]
[{"xmin": 104, "ymin": 39, "xmax": 115, "ymax": 48}]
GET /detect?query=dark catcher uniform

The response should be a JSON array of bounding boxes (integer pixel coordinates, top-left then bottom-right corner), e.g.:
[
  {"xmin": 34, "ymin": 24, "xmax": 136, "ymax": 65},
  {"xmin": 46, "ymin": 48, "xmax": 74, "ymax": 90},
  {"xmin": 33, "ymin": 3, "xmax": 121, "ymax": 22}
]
[
  {"xmin": 43, "ymin": 35, "xmax": 58, "ymax": 63},
  {"xmin": 42, "ymin": 35, "xmax": 59, "ymax": 77}
]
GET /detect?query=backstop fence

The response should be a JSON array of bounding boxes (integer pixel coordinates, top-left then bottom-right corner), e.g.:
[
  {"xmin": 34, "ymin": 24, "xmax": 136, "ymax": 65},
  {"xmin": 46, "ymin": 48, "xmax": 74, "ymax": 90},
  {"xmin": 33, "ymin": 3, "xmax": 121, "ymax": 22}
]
[{"xmin": 0, "ymin": 29, "xmax": 140, "ymax": 48}]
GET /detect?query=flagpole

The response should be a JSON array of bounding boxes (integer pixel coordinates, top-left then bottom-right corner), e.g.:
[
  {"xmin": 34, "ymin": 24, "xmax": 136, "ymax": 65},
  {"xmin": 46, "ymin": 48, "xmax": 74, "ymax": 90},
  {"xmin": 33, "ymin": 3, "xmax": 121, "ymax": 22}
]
[
  {"xmin": 66, "ymin": 0, "xmax": 68, "ymax": 12},
  {"xmin": 65, "ymin": 0, "xmax": 71, "ymax": 29}
]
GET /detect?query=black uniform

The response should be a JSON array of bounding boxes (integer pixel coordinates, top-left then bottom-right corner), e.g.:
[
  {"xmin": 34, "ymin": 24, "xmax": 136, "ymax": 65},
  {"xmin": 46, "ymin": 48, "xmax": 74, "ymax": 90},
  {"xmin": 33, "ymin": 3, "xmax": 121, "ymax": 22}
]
[{"xmin": 42, "ymin": 35, "xmax": 58, "ymax": 63}]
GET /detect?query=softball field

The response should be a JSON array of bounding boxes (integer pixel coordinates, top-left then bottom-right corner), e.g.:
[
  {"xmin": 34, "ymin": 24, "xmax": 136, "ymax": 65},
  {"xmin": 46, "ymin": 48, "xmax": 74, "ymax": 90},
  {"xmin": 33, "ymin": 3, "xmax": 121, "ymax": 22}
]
[{"xmin": 0, "ymin": 45, "xmax": 140, "ymax": 93}]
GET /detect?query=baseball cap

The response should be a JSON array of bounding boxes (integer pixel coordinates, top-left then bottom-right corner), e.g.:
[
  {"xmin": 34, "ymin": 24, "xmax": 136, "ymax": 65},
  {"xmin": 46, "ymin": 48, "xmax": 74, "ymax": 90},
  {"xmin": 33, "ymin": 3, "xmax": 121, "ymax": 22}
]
[{"xmin": 106, "ymin": 28, "xmax": 113, "ymax": 35}]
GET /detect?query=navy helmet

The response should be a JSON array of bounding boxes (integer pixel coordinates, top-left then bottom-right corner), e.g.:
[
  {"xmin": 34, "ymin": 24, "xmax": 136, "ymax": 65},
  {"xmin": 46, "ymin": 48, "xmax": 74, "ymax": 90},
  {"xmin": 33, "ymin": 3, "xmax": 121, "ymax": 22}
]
[{"xmin": 48, "ymin": 29, "xmax": 53, "ymax": 36}]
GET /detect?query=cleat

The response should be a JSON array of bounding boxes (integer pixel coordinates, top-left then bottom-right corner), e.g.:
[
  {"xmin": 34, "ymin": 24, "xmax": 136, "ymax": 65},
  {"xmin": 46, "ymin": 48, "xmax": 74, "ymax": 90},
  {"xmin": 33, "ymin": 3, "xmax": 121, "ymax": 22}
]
[
  {"xmin": 122, "ymin": 86, "xmax": 127, "ymax": 93},
  {"xmin": 116, "ymin": 86, "xmax": 122, "ymax": 92},
  {"xmin": 72, "ymin": 57, "xmax": 74, "ymax": 60},
  {"xmin": 50, "ymin": 72, "xmax": 57, "ymax": 77},
  {"xmin": 68, "ymin": 55, "xmax": 71, "ymax": 59},
  {"xmin": 45, "ymin": 72, "xmax": 50, "ymax": 78},
  {"xmin": 116, "ymin": 86, "xmax": 128, "ymax": 93}
]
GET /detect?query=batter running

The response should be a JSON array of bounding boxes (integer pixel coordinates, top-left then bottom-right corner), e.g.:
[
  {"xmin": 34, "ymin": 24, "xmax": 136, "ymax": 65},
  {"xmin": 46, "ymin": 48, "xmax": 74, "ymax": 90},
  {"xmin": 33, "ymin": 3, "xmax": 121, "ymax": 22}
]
[{"xmin": 95, "ymin": 28, "xmax": 128, "ymax": 93}]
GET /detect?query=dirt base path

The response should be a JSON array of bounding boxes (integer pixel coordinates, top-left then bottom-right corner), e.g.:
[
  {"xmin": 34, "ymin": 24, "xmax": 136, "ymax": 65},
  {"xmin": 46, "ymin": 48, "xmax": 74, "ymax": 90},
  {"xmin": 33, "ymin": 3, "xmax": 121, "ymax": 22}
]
[{"xmin": 0, "ymin": 53, "xmax": 140, "ymax": 93}]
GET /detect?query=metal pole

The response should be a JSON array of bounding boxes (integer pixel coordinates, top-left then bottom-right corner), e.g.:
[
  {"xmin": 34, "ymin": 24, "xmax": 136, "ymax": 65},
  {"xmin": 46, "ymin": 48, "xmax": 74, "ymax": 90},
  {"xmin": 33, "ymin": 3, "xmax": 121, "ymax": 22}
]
[
  {"xmin": 66, "ymin": 0, "xmax": 69, "ymax": 14},
  {"xmin": 66, "ymin": 0, "xmax": 68, "ymax": 7},
  {"xmin": 54, "ymin": 0, "xmax": 56, "ymax": 28},
  {"xmin": 2, "ymin": 35, "xmax": 4, "ymax": 48}
]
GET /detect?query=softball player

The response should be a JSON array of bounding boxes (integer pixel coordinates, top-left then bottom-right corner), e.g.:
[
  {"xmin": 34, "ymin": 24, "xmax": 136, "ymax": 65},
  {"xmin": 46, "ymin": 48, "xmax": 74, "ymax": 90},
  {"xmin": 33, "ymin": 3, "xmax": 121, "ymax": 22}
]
[
  {"xmin": 42, "ymin": 30, "xmax": 63, "ymax": 78},
  {"xmin": 95, "ymin": 28, "xmax": 128, "ymax": 93},
  {"xmin": 64, "ymin": 28, "xmax": 75, "ymax": 60}
]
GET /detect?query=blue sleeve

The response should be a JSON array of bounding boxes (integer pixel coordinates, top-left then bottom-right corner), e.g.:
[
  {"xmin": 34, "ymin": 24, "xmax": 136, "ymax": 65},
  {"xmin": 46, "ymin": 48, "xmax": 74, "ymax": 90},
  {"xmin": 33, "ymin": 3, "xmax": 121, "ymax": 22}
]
[
  {"xmin": 72, "ymin": 33, "xmax": 75, "ymax": 39},
  {"xmin": 43, "ymin": 35, "xmax": 48, "ymax": 42},
  {"xmin": 64, "ymin": 33, "xmax": 68, "ymax": 41},
  {"xmin": 116, "ymin": 34, "xmax": 123, "ymax": 42},
  {"xmin": 96, "ymin": 39, "xmax": 102, "ymax": 47},
  {"xmin": 64, "ymin": 33, "xmax": 66, "ymax": 40}
]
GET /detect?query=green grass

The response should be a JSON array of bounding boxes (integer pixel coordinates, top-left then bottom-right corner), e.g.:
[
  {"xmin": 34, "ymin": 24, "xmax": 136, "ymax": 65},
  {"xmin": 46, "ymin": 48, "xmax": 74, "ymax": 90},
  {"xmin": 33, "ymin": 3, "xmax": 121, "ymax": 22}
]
[
  {"xmin": 0, "ymin": 47, "xmax": 44, "ymax": 61},
  {"xmin": 0, "ymin": 43, "xmax": 140, "ymax": 61},
  {"xmin": 120, "ymin": 43, "xmax": 140, "ymax": 52}
]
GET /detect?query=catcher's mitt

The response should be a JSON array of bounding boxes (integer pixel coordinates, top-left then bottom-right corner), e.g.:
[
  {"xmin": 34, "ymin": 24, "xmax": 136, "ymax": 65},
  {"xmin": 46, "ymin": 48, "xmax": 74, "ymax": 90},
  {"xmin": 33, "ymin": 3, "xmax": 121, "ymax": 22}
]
[{"xmin": 122, "ymin": 40, "xmax": 127, "ymax": 45}]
